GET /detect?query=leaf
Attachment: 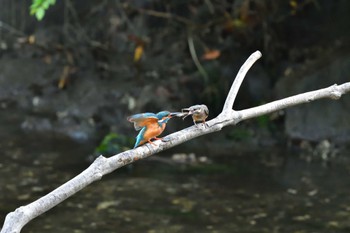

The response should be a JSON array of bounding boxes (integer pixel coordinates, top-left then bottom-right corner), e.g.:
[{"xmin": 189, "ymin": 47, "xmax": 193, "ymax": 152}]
[
  {"xmin": 202, "ymin": 49, "xmax": 220, "ymax": 60},
  {"xmin": 290, "ymin": 0, "xmax": 298, "ymax": 8},
  {"xmin": 95, "ymin": 132, "xmax": 133, "ymax": 155},
  {"xmin": 223, "ymin": 19, "xmax": 246, "ymax": 33},
  {"xmin": 134, "ymin": 45, "xmax": 144, "ymax": 62},
  {"xmin": 30, "ymin": 0, "xmax": 43, "ymax": 9},
  {"xmin": 257, "ymin": 115, "xmax": 270, "ymax": 128},
  {"xmin": 289, "ymin": 0, "xmax": 298, "ymax": 14},
  {"xmin": 35, "ymin": 8, "xmax": 45, "ymax": 21},
  {"xmin": 58, "ymin": 66, "xmax": 70, "ymax": 89},
  {"xmin": 30, "ymin": 0, "xmax": 56, "ymax": 21}
]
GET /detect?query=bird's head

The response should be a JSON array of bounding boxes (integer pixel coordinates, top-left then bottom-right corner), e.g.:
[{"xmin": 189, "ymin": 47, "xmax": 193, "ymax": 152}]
[
  {"xmin": 194, "ymin": 104, "xmax": 209, "ymax": 116},
  {"xmin": 156, "ymin": 111, "xmax": 171, "ymax": 120},
  {"xmin": 183, "ymin": 104, "xmax": 209, "ymax": 117}
]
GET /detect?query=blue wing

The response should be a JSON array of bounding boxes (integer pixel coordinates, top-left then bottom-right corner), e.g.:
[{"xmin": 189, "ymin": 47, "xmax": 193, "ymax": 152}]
[
  {"xmin": 127, "ymin": 113, "xmax": 158, "ymax": 131},
  {"xmin": 134, "ymin": 127, "xmax": 146, "ymax": 148}
]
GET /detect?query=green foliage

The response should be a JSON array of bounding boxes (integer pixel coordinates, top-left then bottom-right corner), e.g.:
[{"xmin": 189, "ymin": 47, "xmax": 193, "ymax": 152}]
[
  {"xmin": 30, "ymin": 0, "xmax": 56, "ymax": 21},
  {"xmin": 95, "ymin": 133, "xmax": 133, "ymax": 156},
  {"xmin": 227, "ymin": 128, "xmax": 252, "ymax": 141},
  {"xmin": 256, "ymin": 115, "xmax": 270, "ymax": 128}
]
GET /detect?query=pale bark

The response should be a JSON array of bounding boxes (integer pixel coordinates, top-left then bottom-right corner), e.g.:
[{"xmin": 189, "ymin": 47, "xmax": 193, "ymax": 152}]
[{"xmin": 1, "ymin": 51, "xmax": 350, "ymax": 233}]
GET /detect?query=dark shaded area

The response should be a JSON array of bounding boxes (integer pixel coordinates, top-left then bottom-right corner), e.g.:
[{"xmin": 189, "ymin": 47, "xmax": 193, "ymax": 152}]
[
  {"xmin": 1, "ymin": 0, "xmax": 350, "ymax": 232},
  {"xmin": 1, "ymin": 0, "xmax": 350, "ymax": 143}
]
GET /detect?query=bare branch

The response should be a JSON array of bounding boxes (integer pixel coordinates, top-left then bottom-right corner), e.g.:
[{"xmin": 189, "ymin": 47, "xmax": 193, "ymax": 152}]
[
  {"xmin": 1, "ymin": 51, "xmax": 350, "ymax": 233},
  {"xmin": 238, "ymin": 83, "xmax": 350, "ymax": 121},
  {"xmin": 222, "ymin": 51, "xmax": 262, "ymax": 112}
]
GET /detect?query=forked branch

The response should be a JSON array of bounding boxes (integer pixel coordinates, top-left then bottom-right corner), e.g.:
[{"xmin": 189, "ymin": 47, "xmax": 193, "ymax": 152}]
[
  {"xmin": 1, "ymin": 51, "xmax": 350, "ymax": 233},
  {"xmin": 222, "ymin": 50, "xmax": 262, "ymax": 112}
]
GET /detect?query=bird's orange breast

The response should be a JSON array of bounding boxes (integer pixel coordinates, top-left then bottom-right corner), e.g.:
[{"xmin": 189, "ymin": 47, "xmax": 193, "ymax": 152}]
[{"xmin": 139, "ymin": 123, "xmax": 166, "ymax": 145}]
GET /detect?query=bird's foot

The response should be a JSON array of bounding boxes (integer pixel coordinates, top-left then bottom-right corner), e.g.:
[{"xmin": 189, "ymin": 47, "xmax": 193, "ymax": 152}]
[
  {"xmin": 194, "ymin": 121, "xmax": 208, "ymax": 129},
  {"xmin": 147, "ymin": 140, "xmax": 157, "ymax": 146},
  {"xmin": 148, "ymin": 137, "xmax": 165, "ymax": 146},
  {"xmin": 203, "ymin": 121, "xmax": 209, "ymax": 128}
]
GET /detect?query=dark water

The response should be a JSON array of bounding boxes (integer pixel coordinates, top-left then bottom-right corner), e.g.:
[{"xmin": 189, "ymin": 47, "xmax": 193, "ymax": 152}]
[{"xmin": 1, "ymin": 111, "xmax": 350, "ymax": 233}]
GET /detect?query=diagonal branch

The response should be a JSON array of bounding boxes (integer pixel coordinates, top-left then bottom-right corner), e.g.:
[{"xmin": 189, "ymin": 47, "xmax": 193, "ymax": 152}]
[{"xmin": 1, "ymin": 51, "xmax": 350, "ymax": 233}]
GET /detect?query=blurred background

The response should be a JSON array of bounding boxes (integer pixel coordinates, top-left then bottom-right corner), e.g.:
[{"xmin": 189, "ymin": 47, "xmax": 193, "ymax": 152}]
[{"xmin": 1, "ymin": 0, "xmax": 350, "ymax": 232}]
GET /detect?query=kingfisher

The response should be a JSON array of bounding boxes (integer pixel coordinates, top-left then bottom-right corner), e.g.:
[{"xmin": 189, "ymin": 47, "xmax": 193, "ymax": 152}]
[
  {"xmin": 181, "ymin": 104, "xmax": 209, "ymax": 127},
  {"xmin": 127, "ymin": 111, "xmax": 175, "ymax": 148}
]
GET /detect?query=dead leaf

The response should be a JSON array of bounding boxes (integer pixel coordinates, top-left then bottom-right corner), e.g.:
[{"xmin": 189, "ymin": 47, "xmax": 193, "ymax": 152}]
[
  {"xmin": 66, "ymin": 51, "xmax": 74, "ymax": 65},
  {"xmin": 58, "ymin": 66, "xmax": 71, "ymax": 89},
  {"xmin": 28, "ymin": 35, "xmax": 35, "ymax": 44},
  {"xmin": 134, "ymin": 45, "xmax": 144, "ymax": 62},
  {"xmin": 202, "ymin": 49, "xmax": 221, "ymax": 60}
]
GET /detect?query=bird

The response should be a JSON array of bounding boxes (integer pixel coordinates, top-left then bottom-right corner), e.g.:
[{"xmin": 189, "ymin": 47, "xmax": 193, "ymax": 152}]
[
  {"xmin": 181, "ymin": 104, "xmax": 209, "ymax": 127},
  {"xmin": 127, "ymin": 111, "xmax": 175, "ymax": 148}
]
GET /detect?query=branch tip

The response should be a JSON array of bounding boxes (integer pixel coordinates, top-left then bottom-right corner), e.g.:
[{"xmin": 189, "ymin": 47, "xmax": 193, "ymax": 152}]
[{"xmin": 252, "ymin": 50, "xmax": 262, "ymax": 59}]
